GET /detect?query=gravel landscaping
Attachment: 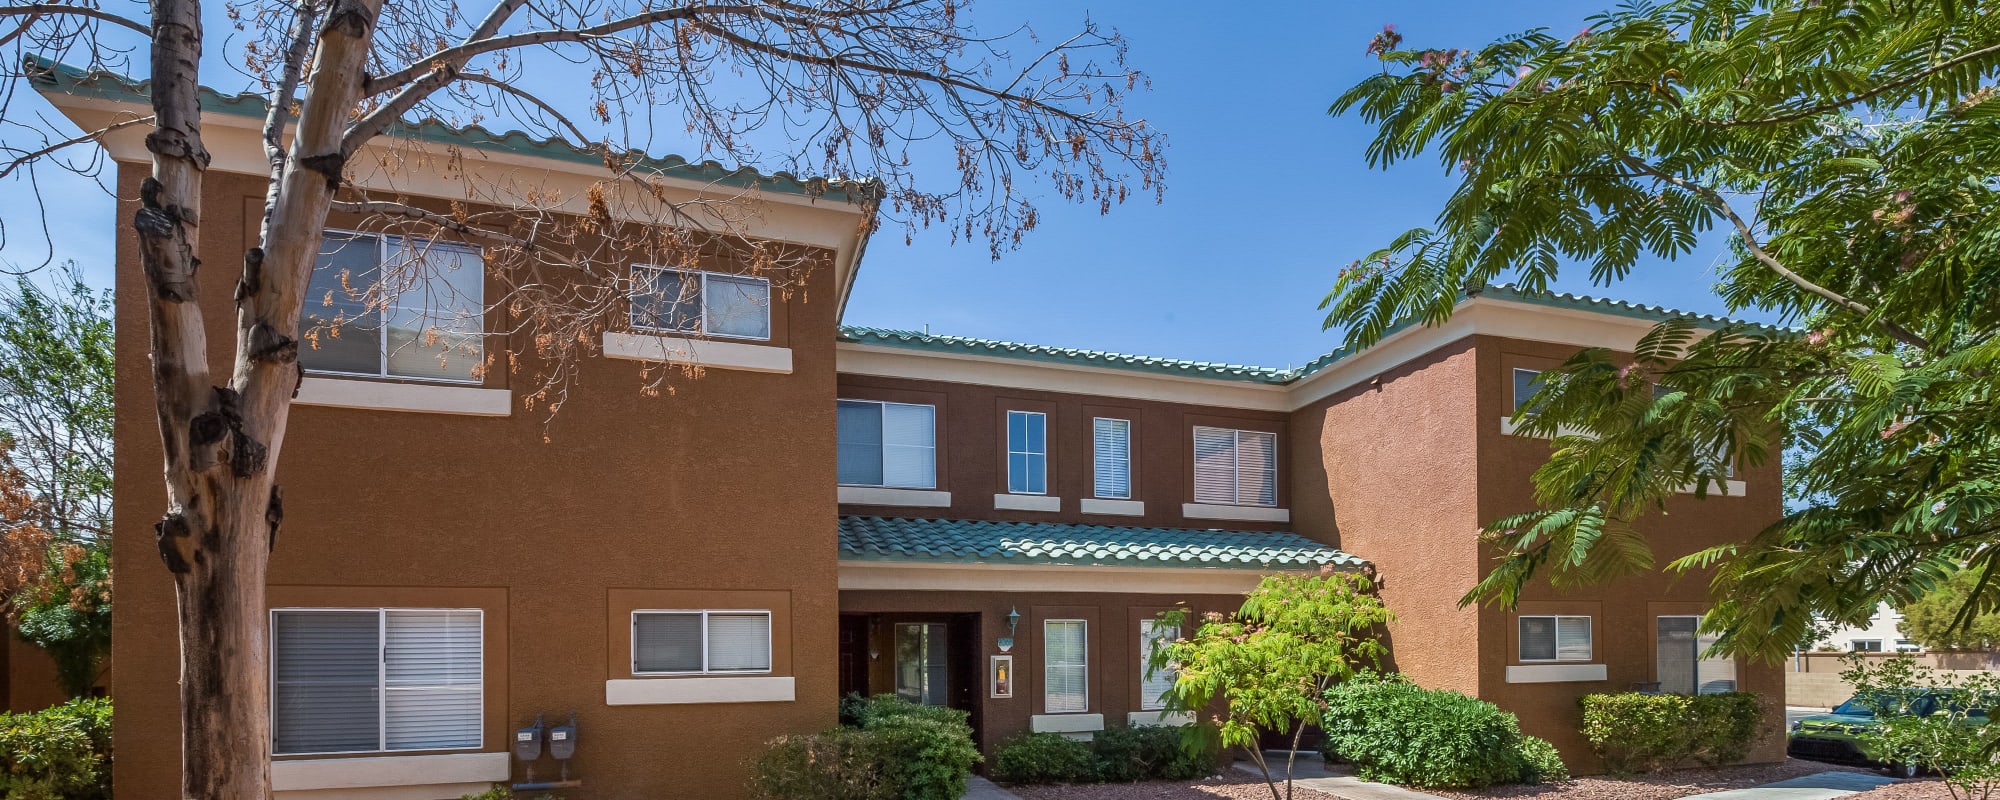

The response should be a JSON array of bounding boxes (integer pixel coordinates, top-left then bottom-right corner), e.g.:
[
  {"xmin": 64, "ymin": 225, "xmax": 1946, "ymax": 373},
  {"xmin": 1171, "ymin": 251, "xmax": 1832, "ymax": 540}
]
[
  {"xmin": 1429, "ymin": 759, "xmax": 1878, "ymax": 800},
  {"xmin": 1845, "ymin": 778, "xmax": 1972, "ymax": 800},
  {"xmin": 1007, "ymin": 775, "xmax": 1342, "ymax": 800}
]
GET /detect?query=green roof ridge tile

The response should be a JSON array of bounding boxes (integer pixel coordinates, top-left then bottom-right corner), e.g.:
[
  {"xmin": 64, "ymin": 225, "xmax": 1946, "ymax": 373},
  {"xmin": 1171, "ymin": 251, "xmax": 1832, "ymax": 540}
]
[{"xmin": 837, "ymin": 516, "xmax": 1366, "ymax": 571}]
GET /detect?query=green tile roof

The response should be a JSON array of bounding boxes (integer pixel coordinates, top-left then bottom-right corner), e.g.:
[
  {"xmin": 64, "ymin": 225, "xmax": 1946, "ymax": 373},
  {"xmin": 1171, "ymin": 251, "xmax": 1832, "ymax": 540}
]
[
  {"xmin": 840, "ymin": 283, "xmax": 1785, "ymax": 385},
  {"xmin": 838, "ymin": 516, "xmax": 1367, "ymax": 570},
  {"xmin": 25, "ymin": 57, "xmax": 881, "ymax": 204}
]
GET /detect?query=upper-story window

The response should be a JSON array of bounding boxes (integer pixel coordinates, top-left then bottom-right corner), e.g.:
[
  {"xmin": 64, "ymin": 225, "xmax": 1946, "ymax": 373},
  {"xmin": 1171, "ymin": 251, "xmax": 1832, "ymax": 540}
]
[
  {"xmin": 1092, "ymin": 418, "xmax": 1133, "ymax": 500},
  {"xmin": 301, "ymin": 232, "xmax": 484, "ymax": 382},
  {"xmin": 1512, "ymin": 368, "xmax": 1547, "ymax": 415},
  {"xmin": 1006, "ymin": 410, "xmax": 1047, "ymax": 495},
  {"xmin": 1192, "ymin": 426, "xmax": 1276, "ymax": 507},
  {"xmin": 1518, "ymin": 615, "xmax": 1592, "ymax": 662},
  {"xmin": 837, "ymin": 399, "xmax": 937, "ymax": 489},
  {"xmin": 630, "ymin": 265, "xmax": 772, "ymax": 340}
]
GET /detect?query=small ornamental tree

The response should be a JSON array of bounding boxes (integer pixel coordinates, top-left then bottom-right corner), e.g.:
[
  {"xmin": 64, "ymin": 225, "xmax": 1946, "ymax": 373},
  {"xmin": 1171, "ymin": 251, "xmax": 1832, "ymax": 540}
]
[{"xmin": 1148, "ymin": 571, "xmax": 1393, "ymax": 800}]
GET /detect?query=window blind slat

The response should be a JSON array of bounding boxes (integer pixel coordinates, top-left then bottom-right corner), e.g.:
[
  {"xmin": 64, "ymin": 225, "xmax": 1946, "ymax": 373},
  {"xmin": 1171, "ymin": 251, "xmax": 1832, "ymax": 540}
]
[
  {"xmin": 383, "ymin": 610, "xmax": 482, "ymax": 751},
  {"xmin": 1695, "ymin": 630, "xmax": 1737, "ymax": 694},
  {"xmin": 1518, "ymin": 616, "xmax": 1557, "ymax": 662},
  {"xmin": 1237, "ymin": 431, "xmax": 1278, "ymax": 507},
  {"xmin": 1656, "ymin": 616, "xmax": 1698, "ymax": 695},
  {"xmin": 836, "ymin": 401, "xmax": 885, "ymax": 485},
  {"xmin": 1555, "ymin": 616, "xmax": 1592, "ymax": 661},
  {"xmin": 1139, "ymin": 620, "xmax": 1176, "ymax": 711},
  {"xmin": 1093, "ymin": 418, "xmax": 1131, "ymax": 499},
  {"xmin": 881, "ymin": 403, "xmax": 937, "ymax": 488},
  {"xmin": 1192, "ymin": 427, "xmax": 1236, "ymax": 505},
  {"xmin": 272, "ymin": 610, "xmax": 381, "ymax": 755}
]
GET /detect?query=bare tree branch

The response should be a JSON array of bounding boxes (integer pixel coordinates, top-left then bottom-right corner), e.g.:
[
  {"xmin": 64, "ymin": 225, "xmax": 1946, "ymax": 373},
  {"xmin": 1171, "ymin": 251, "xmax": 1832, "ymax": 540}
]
[
  {"xmin": 0, "ymin": 113, "xmax": 149, "ymax": 180},
  {"xmin": 0, "ymin": 3, "xmax": 150, "ymax": 37}
]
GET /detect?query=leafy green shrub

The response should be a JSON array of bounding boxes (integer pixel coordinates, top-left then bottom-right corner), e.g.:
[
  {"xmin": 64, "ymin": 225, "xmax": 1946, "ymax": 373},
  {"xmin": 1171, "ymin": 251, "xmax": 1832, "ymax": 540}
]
[
  {"xmin": 1090, "ymin": 724, "xmax": 1214, "ymax": 783},
  {"xmin": 1579, "ymin": 692, "xmax": 1765, "ymax": 774},
  {"xmin": 1515, "ymin": 736, "xmax": 1569, "ymax": 784},
  {"xmin": 1321, "ymin": 673, "xmax": 1554, "ymax": 789},
  {"xmin": 1841, "ymin": 654, "xmax": 2000, "ymax": 796},
  {"xmin": 0, "ymin": 697, "xmax": 112, "ymax": 800},
  {"xmin": 459, "ymin": 787, "xmax": 561, "ymax": 800},
  {"xmin": 991, "ymin": 733, "xmax": 1097, "ymax": 784},
  {"xmin": 752, "ymin": 695, "xmax": 979, "ymax": 800}
]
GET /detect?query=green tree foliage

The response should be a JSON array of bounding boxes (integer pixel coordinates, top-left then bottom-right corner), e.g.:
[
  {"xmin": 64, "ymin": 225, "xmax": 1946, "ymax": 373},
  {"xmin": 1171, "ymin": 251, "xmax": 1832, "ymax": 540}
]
[
  {"xmin": 1842, "ymin": 654, "xmax": 2000, "ymax": 798},
  {"xmin": 1327, "ymin": 0, "xmax": 2000, "ymax": 661},
  {"xmin": 0, "ymin": 265, "xmax": 112, "ymax": 541},
  {"xmin": 1150, "ymin": 571, "xmax": 1392, "ymax": 800},
  {"xmin": 1902, "ymin": 570, "xmax": 2000, "ymax": 651}
]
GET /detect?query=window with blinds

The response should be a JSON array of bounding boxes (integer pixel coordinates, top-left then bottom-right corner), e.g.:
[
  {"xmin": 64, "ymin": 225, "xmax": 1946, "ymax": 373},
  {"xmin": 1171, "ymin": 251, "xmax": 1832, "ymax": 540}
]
[
  {"xmin": 1093, "ymin": 418, "xmax": 1132, "ymax": 499},
  {"xmin": 1139, "ymin": 619, "xmax": 1177, "ymax": 711},
  {"xmin": 301, "ymin": 233, "xmax": 485, "ymax": 382},
  {"xmin": 632, "ymin": 610, "xmax": 773, "ymax": 675},
  {"xmin": 1656, "ymin": 616, "xmax": 1737, "ymax": 695},
  {"xmin": 1192, "ymin": 427, "xmax": 1277, "ymax": 507},
  {"xmin": 1044, "ymin": 620, "xmax": 1088, "ymax": 713},
  {"xmin": 630, "ymin": 266, "xmax": 773, "ymax": 340},
  {"xmin": 837, "ymin": 400, "xmax": 937, "ymax": 489},
  {"xmin": 1007, "ymin": 411, "xmax": 1048, "ymax": 494},
  {"xmin": 1517, "ymin": 615, "xmax": 1592, "ymax": 662},
  {"xmin": 271, "ymin": 608, "xmax": 483, "ymax": 756}
]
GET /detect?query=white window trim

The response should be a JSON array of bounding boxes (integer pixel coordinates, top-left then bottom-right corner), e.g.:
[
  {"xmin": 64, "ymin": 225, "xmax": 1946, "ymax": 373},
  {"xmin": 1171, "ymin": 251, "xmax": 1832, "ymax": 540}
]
[
  {"xmin": 629, "ymin": 264, "xmax": 773, "ymax": 342},
  {"xmin": 630, "ymin": 609, "xmax": 775, "ymax": 677},
  {"xmin": 1092, "ymin": 417, "xmax": 1133, "ymax": 500},
  {"xmin": 1044, "ymin": 619, "xmax": 1089, "ymax": 714},
  {"xmin": 605, "ymin": 676, "xmax": 796, "ymax": 705},
  {"xmin": 1517, "ymin": 614, "xmax": 1592, "ymax": 663},
  {"xmin": 269, "ymin": 607, "xmax": 485, "ymax": 758},
  {"xmin": 1191, "ymin": 426, "xmax": 1279, "ymax": 508},
  {"xmin": 1007, "ymin": 410, "xmax": 1049, "ymax": 495},
  {"xmin": 303, "ymin": 230, "xmax": 486, "ymax": 386},
  {"xmin": 270, "ymin": 752, "xmax": 510, "ymax": 792},
  {"xmin": 295, "ymin": 376, "xmax": 512, "ymax": 417},
  {"xmin": 837, "ymin": 399, "xmax": 939, "ymax": 490}
]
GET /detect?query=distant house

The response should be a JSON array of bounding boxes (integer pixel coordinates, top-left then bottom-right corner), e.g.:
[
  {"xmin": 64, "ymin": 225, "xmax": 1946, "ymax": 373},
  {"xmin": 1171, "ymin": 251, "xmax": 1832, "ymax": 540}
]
[
  {"xmin": 1816, "ymin": 602, "xmax": 1920, "ymax": 653},
  {"xmin": 44, "ymin": 63, "xmax": 1787, "ymax": 800}
]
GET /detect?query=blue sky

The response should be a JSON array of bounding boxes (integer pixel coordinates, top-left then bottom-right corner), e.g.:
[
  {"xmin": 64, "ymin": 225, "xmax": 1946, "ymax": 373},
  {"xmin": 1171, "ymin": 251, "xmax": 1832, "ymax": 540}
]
[{"xmin": 2, "ymin": 1, "xmax": 1775, "ymax": 368}]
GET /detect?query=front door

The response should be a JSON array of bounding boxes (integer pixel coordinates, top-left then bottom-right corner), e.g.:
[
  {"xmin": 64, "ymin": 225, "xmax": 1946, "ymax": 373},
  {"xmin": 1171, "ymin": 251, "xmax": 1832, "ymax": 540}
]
[{"xmin": 894, "ymin": 622, "xmax": 949, "ymax": 705}]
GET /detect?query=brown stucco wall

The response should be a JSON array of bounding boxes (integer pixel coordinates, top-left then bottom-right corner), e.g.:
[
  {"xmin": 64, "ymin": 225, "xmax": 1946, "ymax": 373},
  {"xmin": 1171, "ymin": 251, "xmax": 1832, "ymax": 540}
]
[
  {"xmin": 835, "ymin": 375, "xmax": 1291, "ymax": 529},
  {"xmin": 6, "ymin": 635, "xmax": 83, "ymax": 712},
  {"xmin": 839, "ymin": 589, "xmax": 1244, "ymax": 756},
  {"xmin": 111, "ymin": 166, "xmax": 845, "ymax": 799},
  {"xmin": 1471, "ymin": 334, "xmax": 1788, "ymax": 772}
]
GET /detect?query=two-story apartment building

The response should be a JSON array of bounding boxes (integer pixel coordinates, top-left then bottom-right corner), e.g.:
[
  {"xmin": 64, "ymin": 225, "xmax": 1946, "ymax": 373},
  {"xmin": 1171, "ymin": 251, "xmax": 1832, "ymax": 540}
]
[{"xmin": 45, "ymin": 62, "xmax": 1784, "ymax": 800}]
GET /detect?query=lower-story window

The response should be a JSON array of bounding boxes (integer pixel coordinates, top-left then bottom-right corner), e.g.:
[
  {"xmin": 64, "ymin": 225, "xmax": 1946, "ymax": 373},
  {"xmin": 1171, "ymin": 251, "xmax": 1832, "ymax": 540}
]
[
  {"xmin": 272, "ymin": 608, "xmax": 483, "ymax": 756},
  {"xmin": 1139, "ymin": 619, "xmax": 1177, "ymax": 711},
  {"xmin": 1518, "ymin": 615, "xmax": 1592, "ymax": 662},
  {"xmin": 632, "ymin": 610, "xmax": 773, "ymax": 675},
  {"xmin": 1656, "ymin": 615, "xmax": 1738, "ymax": 694},
  {"xmin": 1044, "ymin": 619, "xmax": 1088, "ymax": 713},
  {"xmin": 895, "ymin": 622, "xmax": 949, "ymax": 706}
]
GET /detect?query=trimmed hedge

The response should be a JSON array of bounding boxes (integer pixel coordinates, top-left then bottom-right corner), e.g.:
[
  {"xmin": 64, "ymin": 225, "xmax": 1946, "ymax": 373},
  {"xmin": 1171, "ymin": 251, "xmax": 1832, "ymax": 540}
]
[
  {"xmin": 991, "ymin": 726, "xmax": 1216, "ymax": 785},
  {"xmin": 752, "ymin": 695, "xmax": 980, "ymax": 800},
  {"xmin": 0, "ymin": 697, "xmax": 112, "ymax": 800},
  {"xmin": 1578, "ymin": 692, "xmax": 1764, "ymax": 774},
  {"xmin": 1321, "ymin": 673, "xmax": 1562, "ymax": 789}
]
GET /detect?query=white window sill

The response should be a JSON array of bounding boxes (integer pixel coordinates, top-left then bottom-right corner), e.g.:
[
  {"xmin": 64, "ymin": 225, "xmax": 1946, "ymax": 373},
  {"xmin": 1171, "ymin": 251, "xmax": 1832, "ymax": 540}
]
[
  {"xmin": 1128, "ymin": 710, "xmax": 1192, "ymax": 727},
  {"xmin": 1081, "ymin": 498, "xmax": 1145, "ymax": 516},
  {"xmin": 994, "ymin": 493, "xmax": 1060, "ymax": 512},
  {"xmin": 1505, "ymin": 663, "xmax": 1607, "ymax": 684},
  {"xmin": 1031, "ymin": 713, "xmax": 1104, "ymax": 734},
  {"xmin": 295, "ymin": 376, "xmax": 511, "ymax": 417},
  {"xmin": 838, "ymin": 486, "xmax": 952, "ymax": 507},
  {"xmin": 1182, "ymin": 503, "xmax": 1289, "ymax": 523},
  {"xmin": 605, "ymin": 676, "xmax": 796, "ymax": 705},
  {"xmin": 603, "ymin": 331, "xmax": 792, "ymax": 374},
  {"xmin": 271, "ymin": 752, "xmax": 508, "ymax": 792}
]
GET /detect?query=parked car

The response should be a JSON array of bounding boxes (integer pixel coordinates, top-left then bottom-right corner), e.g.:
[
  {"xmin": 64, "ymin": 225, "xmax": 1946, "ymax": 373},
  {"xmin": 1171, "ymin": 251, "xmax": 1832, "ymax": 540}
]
[{"xmin": 1787, "ymin": 690, "xmax": 1989, "ymax": 775}]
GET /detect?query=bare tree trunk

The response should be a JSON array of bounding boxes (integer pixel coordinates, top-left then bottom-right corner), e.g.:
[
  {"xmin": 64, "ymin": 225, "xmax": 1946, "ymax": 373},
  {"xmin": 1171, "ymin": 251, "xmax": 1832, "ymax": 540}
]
[{"xmin": 136, "ymin": 0, "xmax": 383, "ymax": 795}]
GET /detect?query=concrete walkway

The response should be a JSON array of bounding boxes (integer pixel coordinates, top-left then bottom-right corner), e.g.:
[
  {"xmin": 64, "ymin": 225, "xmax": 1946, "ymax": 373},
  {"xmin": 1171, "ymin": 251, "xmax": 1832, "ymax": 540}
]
[
  {"xmin": 963, "ymin": 775, "xmax": 1022, "ymax": 799},
  {"xmin": 1679, "ymin": 771, "xmax": 1899, "ymax": 800},
  {"xmin": 1231, "ymin": 755, "xmax": 1448, "ymax": 800}
]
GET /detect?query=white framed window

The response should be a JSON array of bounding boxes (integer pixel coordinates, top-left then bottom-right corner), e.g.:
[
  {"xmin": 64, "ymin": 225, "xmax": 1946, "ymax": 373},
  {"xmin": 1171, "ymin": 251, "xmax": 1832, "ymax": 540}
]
[
  {"xmin": 630, "ymin": 265, "xmax": 772, "ymax": 340},
  {"xmin": 1512, "ymin": 368, "xmax": 1546, "ymax": 415},
  {"xmin": 1518, "ymin": 615, "xmax": 1592, "ymax": 662},
  {"xmin": 837, "ymin": 400, "xmax": 937, "ymax": 489},
  {"xmin": 1007, "ymin": 411, "xmax": 1048, "ymax": 495},
  {"xmin": 1850, "ymin": 638, "xmax": 1884, "ymax": 653},
  {"xmin": 271, "ymin": 608, "xmax": 483, "ymax": 756},
  {"xmin": 1657, "ymin": 615, "xmax": 1737, "ymax": 694},
  {"xmin": 1093, "ymin": 418, "xmax": 1132, "ymax": 500},
  {"xmin": 1139, "ymin": 619, "xmax": 1177, "ymax": 711},
  {"xmin": 631, "ymin": 610, "xmax": 773, "ymax": 675},
  {"xmin": 1192, "ymin": 426, "xmax": 1277, "ymax": 507},
  {"xmin": 1896, "ymin": 639, "xmax": 1921, "ymax": 653},
  {"xmin": 1044, "ymin": 619, "xmax": 1088, "ymax": 714},
  {"xmin": 301, "ymin": 232, "xmax": 485, "ymax": 383}
]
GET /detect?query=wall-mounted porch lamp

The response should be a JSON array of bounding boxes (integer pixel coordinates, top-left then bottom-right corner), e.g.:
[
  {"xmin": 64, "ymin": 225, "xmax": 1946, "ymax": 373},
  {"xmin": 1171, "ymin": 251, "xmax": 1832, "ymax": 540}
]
[{"xmin": 1006, "ymin": 607, "xmax": 1021, "ymax": 636}]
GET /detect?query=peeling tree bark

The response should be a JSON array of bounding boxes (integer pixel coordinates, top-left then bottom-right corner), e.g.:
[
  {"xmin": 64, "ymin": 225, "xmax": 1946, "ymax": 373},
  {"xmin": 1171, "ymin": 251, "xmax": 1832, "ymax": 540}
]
[{"xmin": 137, "ymin": 0, "xmax": 384, "ymax": 795}]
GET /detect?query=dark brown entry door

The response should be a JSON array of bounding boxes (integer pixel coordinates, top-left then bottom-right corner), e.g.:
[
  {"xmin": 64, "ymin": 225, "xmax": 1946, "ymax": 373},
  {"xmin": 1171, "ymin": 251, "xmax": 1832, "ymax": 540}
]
[{"xmin": 837, "ymin": 614, "xmax": 869, "ymax": 698}]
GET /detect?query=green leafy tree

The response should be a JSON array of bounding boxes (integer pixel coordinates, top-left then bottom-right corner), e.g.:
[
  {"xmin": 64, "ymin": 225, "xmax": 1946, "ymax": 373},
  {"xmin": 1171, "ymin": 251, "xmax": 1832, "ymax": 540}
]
[
  {"xmin": 1842, "ymin": 653, "xmax": 2000, "ymax": 797},
  {"xmin": 1902, "ymin": 570, "xmax": 2000, "ymax": 652},
  {"xmin": 1150, "ymin": 571, "xmax": 1392, "ymax": 800},
  {"xmin": 1327, "ymin": 0, "xmax": 2000, "ymax": 660},
  {"xmin": 0, "ymin": 264, "xmax": 113, "ymax": 541}
]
